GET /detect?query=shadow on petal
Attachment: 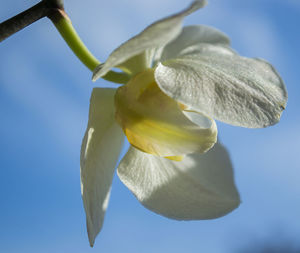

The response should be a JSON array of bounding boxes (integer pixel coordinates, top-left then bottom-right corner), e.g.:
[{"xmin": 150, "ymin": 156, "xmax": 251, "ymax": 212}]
[{"xmin": 118, "ymin": 142, "xmax": 240, "ymax": 220}]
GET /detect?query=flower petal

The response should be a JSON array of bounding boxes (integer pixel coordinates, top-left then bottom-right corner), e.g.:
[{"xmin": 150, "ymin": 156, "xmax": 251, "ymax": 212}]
[
  {"xmin": 115, "ymin": 69, "xmax": 217, "ymax": 157},
  {"xmin": 92, "ymin": 0, "xmax": 207, "ymax": 81},
  {"xmin": 116, "ymin": 50, "xmax": 157, "ymax": 76},
  {"xmin": 160, "ymin": 25, "xmax": 231, "ymax": 61},
  {"xmin": 117, "ymin": 144, "xmax": 240, "ymax": 220},
  {"xmin": 81, "ymin": 88, "xmax": 124, "ymax": 246},
  {"xmin": 155, "ymin": 49, "xmax": 287, "ymax": 128}
]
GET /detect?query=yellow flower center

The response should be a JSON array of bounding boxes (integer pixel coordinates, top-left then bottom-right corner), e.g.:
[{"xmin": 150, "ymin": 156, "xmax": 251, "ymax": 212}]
[{"xmin": 114, "ymin": 68, "xmax": 217, "ymax": 158}]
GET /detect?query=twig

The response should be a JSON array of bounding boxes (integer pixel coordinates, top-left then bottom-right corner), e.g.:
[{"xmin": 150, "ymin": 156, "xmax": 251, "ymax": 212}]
[{"xmin": 0, "ymin": 0, "xmax": 64, "ymax": 42}]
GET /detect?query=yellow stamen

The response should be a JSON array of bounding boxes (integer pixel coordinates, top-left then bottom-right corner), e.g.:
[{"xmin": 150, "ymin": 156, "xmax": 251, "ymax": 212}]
[{"xmin": 165, "ymin": 155, "xmax": 184, "ymax": 161}]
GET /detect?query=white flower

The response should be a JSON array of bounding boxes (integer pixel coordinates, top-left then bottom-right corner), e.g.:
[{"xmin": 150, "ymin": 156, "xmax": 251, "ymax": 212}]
[{"xmin": 81, "ymin": 0, "xmax": 287, "ymax": 247}]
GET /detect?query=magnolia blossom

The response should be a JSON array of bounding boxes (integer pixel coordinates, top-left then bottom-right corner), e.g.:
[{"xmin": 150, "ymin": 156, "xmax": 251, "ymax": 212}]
[{"xmin": 80, "ymin": 0, "xmax": 287, "ymax": 246}]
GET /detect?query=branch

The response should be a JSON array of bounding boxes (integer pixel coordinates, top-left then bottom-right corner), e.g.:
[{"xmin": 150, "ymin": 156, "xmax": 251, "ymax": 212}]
[
  {"xmin": 0, "ymin": 0, "xmax": 64, "ymax": 42},
  {"xmin": 45, "ymin": 0, "xmax": 64, "ymax": 9}
]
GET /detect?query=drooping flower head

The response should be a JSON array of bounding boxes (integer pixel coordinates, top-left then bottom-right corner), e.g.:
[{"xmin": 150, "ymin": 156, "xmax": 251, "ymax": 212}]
[{"xmin": 81, "ymin": 0, "xmax": 287, "ymax": 247}]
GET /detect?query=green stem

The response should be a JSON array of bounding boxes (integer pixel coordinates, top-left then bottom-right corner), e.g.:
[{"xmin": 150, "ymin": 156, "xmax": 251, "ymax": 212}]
[{"xmin": 49, "ymin": 9, "xmax": 130, "ymax": 84}]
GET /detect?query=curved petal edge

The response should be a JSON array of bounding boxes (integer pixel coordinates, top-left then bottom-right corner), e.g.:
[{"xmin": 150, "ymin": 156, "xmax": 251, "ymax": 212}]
[{"xmin": 118, "ymin": 144, "xmax": 240, "ymax": 220}]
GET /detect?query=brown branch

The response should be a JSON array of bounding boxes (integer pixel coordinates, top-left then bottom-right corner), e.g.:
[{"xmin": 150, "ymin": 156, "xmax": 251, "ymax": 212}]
[{"xmin": 0, "ymin": 0, "xmax": 64, "ymax": 42}]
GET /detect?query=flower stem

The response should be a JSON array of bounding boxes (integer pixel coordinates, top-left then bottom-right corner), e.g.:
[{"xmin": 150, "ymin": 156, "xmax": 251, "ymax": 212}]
[
  {"xmin": 0, "ymin": 1, "xmax": 129, "ymax": 83},
  {"xmin": 49, "ymin": 9, "xmax": 130, "ymax": 84}
]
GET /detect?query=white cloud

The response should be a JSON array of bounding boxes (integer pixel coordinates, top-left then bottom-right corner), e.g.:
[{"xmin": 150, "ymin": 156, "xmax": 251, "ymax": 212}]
[{"xmin": 0, "ymin": 48, "xmax": 87, "ymax": 158}]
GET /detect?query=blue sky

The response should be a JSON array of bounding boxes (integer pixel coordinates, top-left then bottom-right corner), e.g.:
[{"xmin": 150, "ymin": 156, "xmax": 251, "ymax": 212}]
[{"xmin": 0, "ymin": 0, "xmax": 299, "ymax": 252}]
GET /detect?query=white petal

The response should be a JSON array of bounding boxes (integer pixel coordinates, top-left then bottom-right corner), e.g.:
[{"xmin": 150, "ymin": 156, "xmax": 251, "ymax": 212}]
[
  {"xmin": 81, "ymin": 88, "xmax": 124, "ymax": 246},
  {"xmin": 118, "ymin": 144, "xmax": 240, "ymax": 220},
  {"xmin": 182, "ymin": 110, "xmax": 214, "ymax": 128},
  {"xmin": 116, "ymin": 49, "xmax": 157, "ymax": 76},
  {"xmin": 92, "ymin": 0, "xmax": 207, "ymax": 81},
  {"xmin": 155, "ymin": 50, "xmax": 287, "ymax": 128},
  {"xmin": 160, "ymin": 25, "xmax": 231, "ymax": 61}
]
